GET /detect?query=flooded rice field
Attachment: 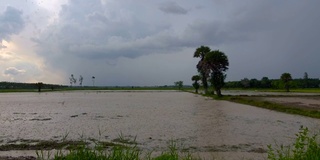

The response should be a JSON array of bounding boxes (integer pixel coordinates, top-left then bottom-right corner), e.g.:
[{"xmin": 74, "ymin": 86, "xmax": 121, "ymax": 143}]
[{"xmin": 0, "ymin": 91, "xmax": 320, "ymax": 159}]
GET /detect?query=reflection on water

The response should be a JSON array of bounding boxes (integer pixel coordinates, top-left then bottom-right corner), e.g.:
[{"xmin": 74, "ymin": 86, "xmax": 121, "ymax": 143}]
[{"xmin": 0, "ymin": 91, "xmax": 320, "ymax": 159}]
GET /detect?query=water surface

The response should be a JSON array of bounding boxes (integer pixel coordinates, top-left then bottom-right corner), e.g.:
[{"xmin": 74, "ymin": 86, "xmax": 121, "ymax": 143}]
[{"xmin": 0, "ymin": 91, "xmax": 319, "ymax": 159}]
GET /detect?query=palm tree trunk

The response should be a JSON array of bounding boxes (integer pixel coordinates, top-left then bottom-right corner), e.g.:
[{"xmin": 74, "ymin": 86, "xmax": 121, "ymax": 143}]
[{"xmin": 216, "ymin": 89, "xmax": 222, "ymax": 97}]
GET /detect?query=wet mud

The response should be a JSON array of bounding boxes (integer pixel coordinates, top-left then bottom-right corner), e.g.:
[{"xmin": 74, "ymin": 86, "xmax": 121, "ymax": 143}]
[{"xmin": 0, "ymin": 91, "xmax": 320, "ymax": 159}]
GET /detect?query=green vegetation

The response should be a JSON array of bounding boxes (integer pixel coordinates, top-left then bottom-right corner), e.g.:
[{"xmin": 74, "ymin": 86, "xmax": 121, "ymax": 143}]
[
  {"xmin": 34, "ymin": 139, "xmax": 198, "ymax": 160},
  {"xmin": 0, "ymin": 82, "xmax": 195, "ymax": 93},
  {"xmin": 225, "ymin": 72, "xmax": 319, "ymax": 90},
  {"xmin": 191, "ymin": 75, "xmax": 201, "ymax": 93},
  {"xmin": 0, "ymin": 81, "xmax": 65, "ymax": 92},
  {"xmin": 193, "ymin": 46, "xmax": 229, "ymax": 96},
  {"xmin": 205, "ymin": 50, "xmax": 229, "ymax": 96},
  {"xmin": 213, "ymin": 95, "xmax": 320, "ymax": 119},
  {"xmin": 268, "ymin": 126, "xmax": 320, "ymax": 160},
  {"xmin": 286, "ymin": 88, "xmax": 320, "ymax": 93},
  {"xmin": 239, "ymin": 88, "xmax": 320, "ymax": 93},
  {"xmin": 174, "ymin": 81, "xmax": 184, "ymax": 90},
  {"xmin": 33, "ymin": 127, "xmax": 320, "ymax": 160},
  {"xmin": 194, "ymin": 46, "xmax": 211, "ymax": 94},
  {"xmin": 281, "ymin": 73, "xmax": 293, "ymax": 92}
]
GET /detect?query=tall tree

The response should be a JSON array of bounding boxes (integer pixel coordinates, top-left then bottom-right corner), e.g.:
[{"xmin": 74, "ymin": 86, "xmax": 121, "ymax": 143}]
[
  {"xmin": 174, "ymin": 81, "xmax": 183, "ymax": 90},
  {"xmin": 36, "ymin": 82, "xmax": 43, "ymax": 92},
  {"xmin": 194, "ymin": 46, "xmax": 211, "ymax": 94},
  {"xmin": 69, "ymin": 74, "xmax": 77, "ymax": 87},
  {"xmin": 79, "ymin": 75, "xmax": 83, "ymax": 87},
  {"xmin": 303, "ymin": 72, "xmax": 309, "ymax": 88},
  {"xmin": 241, "ymin": 78, "xmax": 250, "ymax": 88},
  {"xmin": 191, "ymin": 75, "xmax": 201, "ymax": 93},
  {"xmin": 205, "ymin": 50, "xmax": 229, "ymax": 96},
  {"xmin": 281, "ymin": 73, "xmax": 292, "ymax": 92},
  {"xmin": 250, "ymin": 78, "xmax": 260, "ymax": 88},
  {"xmin": 92, "ymin": 76, "xmax": 95, "ymax": 86},
  {"xmin": 261, "ymin": 77, "xmax": 271, "ymax": 88}
]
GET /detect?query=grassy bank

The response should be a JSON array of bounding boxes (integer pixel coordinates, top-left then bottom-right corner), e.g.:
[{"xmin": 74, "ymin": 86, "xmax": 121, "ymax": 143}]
[
  {"xmin": 223, "ymin": 88, "xmax": 320, "ymax": 93},
  {"xmin": 213, "ymin": 95, "xmax": 320, "ymax": 119},
  {"xmin": 0, "ymin": 139, "xmax": 199, "ymax": 160}
]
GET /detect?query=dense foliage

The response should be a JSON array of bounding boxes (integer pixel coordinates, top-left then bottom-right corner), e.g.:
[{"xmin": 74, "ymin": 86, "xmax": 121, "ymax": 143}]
[
  {"xmin": 268, "ymin": 126, "xmax": 320, "ymax": 160},
  {"xmin": 225, "ymin": 77, "xmax": 320, "ymax": 89},
  {"xmin": 0, "ymin": 81, "xmax": 65, "ymax": 90},
  {"xmin": 193, "ymin": 46, "xmax": 229, "ymax": 96},
  {"xmin": 281, "ymin": 73, "xmax": 292, "ymax": 92},
  {"xmin": 191, "ymin": 75, "xmax": 201, "ymax": 93},
  {"xmin": 194, "ymin": 46, "xmax": 211, "ymax": 94}
]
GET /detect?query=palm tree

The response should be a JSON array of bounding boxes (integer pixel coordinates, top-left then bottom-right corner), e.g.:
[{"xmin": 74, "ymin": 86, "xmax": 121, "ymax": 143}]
[
  {"xmin": 281, "ymin": 73, "xmax": 292, "ymax": 92},
  {"xmin": 36, "ymin": 82, "xmax": 43, "ymax": 92},
  {"xmin": 194, "ymin": 46, "xmax": 211, "ymax": 94},
  {"xmin": 191, "ymin": 75, "xmax": 201, "ymax": 93},
  {"xmin": 79, "ymin": 75, "xmax": 83, "ymax": 87},
  {"xmin": 92, "ymin": 76, "xmax": 95, "ymax": 87},
  {"xmin": 69, "ymin": 74, "xmax": 77, "ymax": 87}
]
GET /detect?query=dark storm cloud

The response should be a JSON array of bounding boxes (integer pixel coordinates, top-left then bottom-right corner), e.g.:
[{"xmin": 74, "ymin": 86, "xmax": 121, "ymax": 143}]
[
  {"xmin": 219, "ymin": 0, "xmax": 320, "ymax": 80},
  {"xmin": 34, "ymin": 0, "xmax": 191, "ymax": 61},
  {"xmin": 30, "ymin": 0, "xmax": 320, "ymax": 85},
  {"xmin": 0, "ymin": 6, "xmax": 25, "ymax": 47},
  {"xmin": 158, "ymin": 2, "xmax": 188, "ymax": 15}
]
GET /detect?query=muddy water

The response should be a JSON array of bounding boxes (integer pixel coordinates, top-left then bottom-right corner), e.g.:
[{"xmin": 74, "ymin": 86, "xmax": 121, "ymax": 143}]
[{"xmin": 0, "ymin": 91, "xmax": 320, "ymax": 159}]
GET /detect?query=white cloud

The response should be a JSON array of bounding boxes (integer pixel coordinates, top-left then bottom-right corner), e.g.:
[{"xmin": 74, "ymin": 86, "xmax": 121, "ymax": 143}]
[
  {"xmin": 4, "ymin": 67, "xmax": 25, "ymax": 76},
  {"xmin": 0, "ymin": 51, "xmax": 15, "ymax": 61},
  {"xmin": 0, "ymin": 43, "xmax": 7, "ymax": 49}
]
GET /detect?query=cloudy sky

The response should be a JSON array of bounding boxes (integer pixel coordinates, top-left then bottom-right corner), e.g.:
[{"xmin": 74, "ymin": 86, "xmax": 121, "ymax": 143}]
[{"xmin": 0, "ymin": 0, "xmax": 319, "ymax": 86}]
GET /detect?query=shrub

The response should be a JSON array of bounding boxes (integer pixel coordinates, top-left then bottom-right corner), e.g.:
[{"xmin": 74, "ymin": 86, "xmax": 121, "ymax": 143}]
[{"xmin": 268, "ymin": 126, "xmax": 320, "ymax": 160}]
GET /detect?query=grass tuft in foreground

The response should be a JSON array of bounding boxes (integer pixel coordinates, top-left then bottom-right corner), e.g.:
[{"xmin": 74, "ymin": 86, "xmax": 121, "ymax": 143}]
[
  {"xmin": 268, "ymin": 126, "xmax": 320, "ymax": 160},
  {"xmin": 36, "ymin": 139, "xmax": 198, "ymax": 160}
]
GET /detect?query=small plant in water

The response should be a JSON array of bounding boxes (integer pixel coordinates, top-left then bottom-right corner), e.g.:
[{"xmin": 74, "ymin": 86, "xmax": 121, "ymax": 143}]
[{"xmin": 268, "ymin": 126, "xmax": 320, "ymax": 160}]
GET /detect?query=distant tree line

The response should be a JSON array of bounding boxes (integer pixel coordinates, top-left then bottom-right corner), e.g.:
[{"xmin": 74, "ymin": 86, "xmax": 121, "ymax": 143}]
[
  {"xmin": 0, "ymin": 81, "xmax": 66, "ymax": 90},
  {"xmin": 224, "ymin": 72, "xmax": 319, "ymax": 89}
]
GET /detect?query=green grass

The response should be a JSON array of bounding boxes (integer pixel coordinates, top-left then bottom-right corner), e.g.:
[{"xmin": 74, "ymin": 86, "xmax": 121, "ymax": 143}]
[
  {"xmin": 261, "ymin": 88, "xmax": 320, "ymax": 93},
  {"xmin": 37, "ymin": 140, "xmax": 198, "ymax": 160},
  {"xmin": 223, "ymin": 88, "xmax": 320, "ymax": 93},
  {"xmin": 288, "ymin": 88, "xmax": 320, "ymax": 93},
  {"xmin": 268, "ymin": 126, "xmax": 320, "ymax": 160},
  {"xmin": 214, "ymin": 95, "xmax": 320, "ymax": 119},
  {"xmin": 34, "ymin": 127, "xmax": 320, "ymax": 160}
]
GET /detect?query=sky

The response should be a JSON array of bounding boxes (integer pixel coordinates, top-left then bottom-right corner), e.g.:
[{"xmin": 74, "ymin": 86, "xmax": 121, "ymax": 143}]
[{"xmin": 0, "ymin": 0, "xmax": 319, "ymax": 86}]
